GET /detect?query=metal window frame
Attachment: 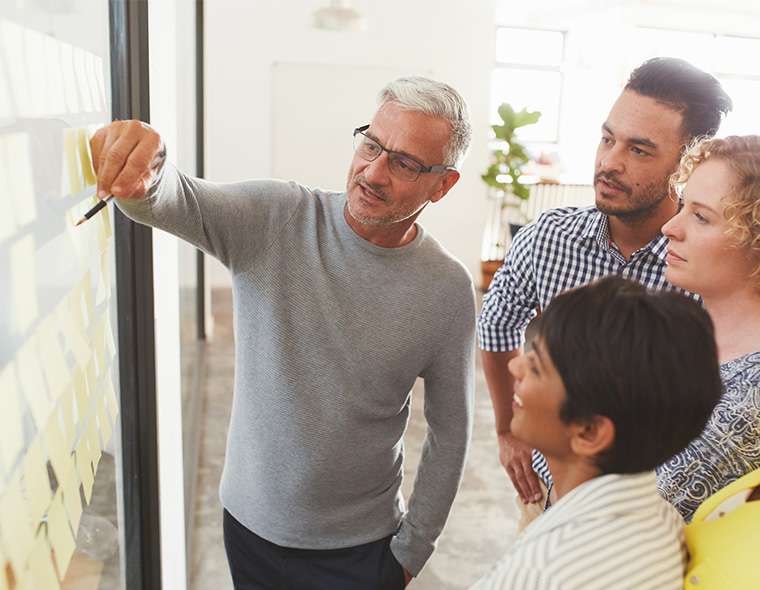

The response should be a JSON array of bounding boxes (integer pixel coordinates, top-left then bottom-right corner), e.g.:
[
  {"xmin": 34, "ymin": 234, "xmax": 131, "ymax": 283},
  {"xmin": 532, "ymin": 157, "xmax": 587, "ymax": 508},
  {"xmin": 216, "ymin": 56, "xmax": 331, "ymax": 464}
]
[{"xmin": 109, "ymin": 1, "xmax": 162, "ymax": 589}]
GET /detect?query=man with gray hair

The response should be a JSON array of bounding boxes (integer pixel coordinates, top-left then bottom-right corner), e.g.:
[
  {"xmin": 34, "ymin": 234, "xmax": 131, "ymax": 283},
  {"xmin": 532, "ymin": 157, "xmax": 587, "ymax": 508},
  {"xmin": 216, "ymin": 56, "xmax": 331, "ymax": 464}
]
[{"xmin": 92, "ymin": 76, "xmax": 475, "ymax": 588}]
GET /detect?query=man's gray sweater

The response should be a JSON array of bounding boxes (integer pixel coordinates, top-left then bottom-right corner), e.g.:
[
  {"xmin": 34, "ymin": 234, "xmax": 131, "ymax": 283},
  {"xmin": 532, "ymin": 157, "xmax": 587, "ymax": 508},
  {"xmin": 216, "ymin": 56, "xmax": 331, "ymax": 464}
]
[{"xmin": 116, "ymin": 166, "xmax": 475, "ymax": 575}]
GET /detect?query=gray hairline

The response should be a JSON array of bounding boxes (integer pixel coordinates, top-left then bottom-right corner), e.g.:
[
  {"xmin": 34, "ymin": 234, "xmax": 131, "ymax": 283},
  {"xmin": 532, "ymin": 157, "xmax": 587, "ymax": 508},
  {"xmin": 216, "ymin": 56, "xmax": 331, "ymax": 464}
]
[{"xmin": 377, "ymin": 78, "xmax": 472, "ymax": 168}]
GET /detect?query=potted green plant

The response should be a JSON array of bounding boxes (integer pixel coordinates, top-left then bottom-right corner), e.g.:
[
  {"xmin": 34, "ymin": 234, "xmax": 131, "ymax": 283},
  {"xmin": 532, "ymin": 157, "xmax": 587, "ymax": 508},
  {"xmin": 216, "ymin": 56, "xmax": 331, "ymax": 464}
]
[
  {"xmin": 479, "ymin": 103, "xmax": 541, "ymax": 290},
  {"xmin": 481, "ymin": 103, "xmax": 541, "ymax": 232}
]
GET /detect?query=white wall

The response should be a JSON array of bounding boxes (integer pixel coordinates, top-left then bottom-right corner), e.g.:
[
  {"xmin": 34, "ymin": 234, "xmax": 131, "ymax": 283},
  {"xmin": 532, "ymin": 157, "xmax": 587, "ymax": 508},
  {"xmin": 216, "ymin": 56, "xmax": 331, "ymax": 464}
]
[{"xmin": 205, "ymin": 0, "xmax": 495, "ymax": 284}]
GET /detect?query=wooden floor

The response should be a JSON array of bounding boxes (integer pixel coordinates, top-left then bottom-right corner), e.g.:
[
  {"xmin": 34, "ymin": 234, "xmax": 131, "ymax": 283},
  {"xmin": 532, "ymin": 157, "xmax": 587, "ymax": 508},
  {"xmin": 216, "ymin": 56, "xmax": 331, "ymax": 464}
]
[{"xmin": 188, "ymin": 289, "xmax": 519, "ymax": 590}]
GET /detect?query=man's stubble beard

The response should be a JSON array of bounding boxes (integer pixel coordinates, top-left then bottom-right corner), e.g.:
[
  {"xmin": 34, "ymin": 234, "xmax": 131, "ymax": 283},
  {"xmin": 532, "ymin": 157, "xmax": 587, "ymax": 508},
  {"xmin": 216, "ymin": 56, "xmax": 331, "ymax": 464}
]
[{"xmin": 595, "ymin": 174, "xmax": 672, "ymax": 224}]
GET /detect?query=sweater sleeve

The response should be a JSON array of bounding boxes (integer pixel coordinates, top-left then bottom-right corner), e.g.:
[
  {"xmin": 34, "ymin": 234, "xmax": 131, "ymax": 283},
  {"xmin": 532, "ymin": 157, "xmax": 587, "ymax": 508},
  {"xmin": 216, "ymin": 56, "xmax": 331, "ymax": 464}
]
[
  {"xmin": 114, "ymin": 163, "xmax": 305, "ymax": 274},
  {"xmin": 390, "ymin": 280, "xmax": 476, "ymax": 576}
]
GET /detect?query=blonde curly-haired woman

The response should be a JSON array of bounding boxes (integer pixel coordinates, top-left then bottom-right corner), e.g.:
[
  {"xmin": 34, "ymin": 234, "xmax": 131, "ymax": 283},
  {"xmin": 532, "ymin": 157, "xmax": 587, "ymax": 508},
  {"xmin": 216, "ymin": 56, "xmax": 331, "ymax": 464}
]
[{"xmin": 657, "ymin": 135, "xmax": 760, "ymax": 522}]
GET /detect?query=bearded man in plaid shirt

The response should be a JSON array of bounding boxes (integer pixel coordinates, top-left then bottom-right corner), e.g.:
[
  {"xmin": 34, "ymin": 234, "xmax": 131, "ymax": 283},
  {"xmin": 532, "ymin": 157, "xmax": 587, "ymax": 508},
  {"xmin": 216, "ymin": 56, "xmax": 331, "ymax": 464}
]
[{"xmin": 477, "ymin": 57, "xmax": 732, "ymax": 508}]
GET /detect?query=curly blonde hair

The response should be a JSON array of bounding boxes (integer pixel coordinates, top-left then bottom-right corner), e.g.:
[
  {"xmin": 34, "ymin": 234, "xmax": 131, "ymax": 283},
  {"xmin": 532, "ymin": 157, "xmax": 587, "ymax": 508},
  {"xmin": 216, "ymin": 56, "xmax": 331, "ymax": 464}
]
[{"xmin": 671, "ymin": 135, "xmax": 760, "ymax": 280}]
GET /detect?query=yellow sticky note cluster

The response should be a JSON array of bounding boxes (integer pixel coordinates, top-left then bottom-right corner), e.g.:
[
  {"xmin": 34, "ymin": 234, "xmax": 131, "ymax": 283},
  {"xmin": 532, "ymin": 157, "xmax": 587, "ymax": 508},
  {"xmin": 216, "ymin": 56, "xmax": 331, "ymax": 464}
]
[{"xmin": 63, "ymin": 127, "xmax": 97, "ymax": 197}]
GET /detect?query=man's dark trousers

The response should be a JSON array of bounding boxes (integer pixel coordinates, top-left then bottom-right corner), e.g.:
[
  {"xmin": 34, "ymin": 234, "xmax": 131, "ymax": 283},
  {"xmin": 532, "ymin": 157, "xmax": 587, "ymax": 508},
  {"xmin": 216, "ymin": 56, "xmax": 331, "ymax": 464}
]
[{"xmin": 223, "ymin": 509, "xmax": 407, "ymax": 590}]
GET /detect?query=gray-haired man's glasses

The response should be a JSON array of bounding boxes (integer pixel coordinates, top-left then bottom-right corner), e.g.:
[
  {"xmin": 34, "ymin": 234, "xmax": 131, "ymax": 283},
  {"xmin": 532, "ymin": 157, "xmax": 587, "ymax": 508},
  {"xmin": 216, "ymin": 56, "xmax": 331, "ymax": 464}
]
[{"xmin": 352, "ymin": 125, "xmax": 457, "ymax": 182}]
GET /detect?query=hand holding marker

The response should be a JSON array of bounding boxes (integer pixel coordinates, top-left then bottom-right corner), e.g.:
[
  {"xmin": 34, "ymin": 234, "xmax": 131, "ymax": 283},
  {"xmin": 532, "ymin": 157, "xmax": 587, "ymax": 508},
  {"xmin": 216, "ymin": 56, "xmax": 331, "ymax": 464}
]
[{"xmin": 76, "ymin": 120, "xmax": 166, "ymax": 226}]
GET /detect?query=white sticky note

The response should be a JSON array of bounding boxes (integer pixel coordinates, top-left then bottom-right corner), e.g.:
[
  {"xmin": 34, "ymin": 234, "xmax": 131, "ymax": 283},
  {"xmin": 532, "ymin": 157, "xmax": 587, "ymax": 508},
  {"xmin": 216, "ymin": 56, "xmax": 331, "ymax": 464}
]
[
  {"xmin": 23, "ymin": 437, "xmax": 53, "ymax": 525},
  {"xmin": 0, "ymin": 472, "xmax": 35, "ymax": 574},
  {"xmin": 47, "ymin": 489, "xmax": 76, "ymax": 580},
  {"xmin": 1, "ymin": 20, "xmax": 31, "ymax": 116},
  {"xmin": 0, "ymin": 363, "xmax": 25, "ymax": 470},
  {"xmin": 42, "ymin": 34, "xmax": 65, "ymax": 115},
  {"xmin": 59, "ymin": 42, "xmax": 79, "ymax": 113},
  {"xmin": 10, "ymin": 235, "xmax": 39, "ymax": 335},
  {"xmin": 16, "ymin": 335, "xmax": 52, "ymax": 428},
  {"xmin": 72, "ymin": 47, "xmax": 93, "ymax": 112},
  {"xmin": 22, "ymin": 27, "xmax": 46, "ymax": 117},
  {"xmin": 37, "ymin": 316, "xmax": 70, "ymax": 402},
  {"xmin": 26, "ymin": 532, "xmax": 59, "ymax": 590},
  {"xmin": 4, "ymin": 132, "xmax": 37, "ymax": 226}
]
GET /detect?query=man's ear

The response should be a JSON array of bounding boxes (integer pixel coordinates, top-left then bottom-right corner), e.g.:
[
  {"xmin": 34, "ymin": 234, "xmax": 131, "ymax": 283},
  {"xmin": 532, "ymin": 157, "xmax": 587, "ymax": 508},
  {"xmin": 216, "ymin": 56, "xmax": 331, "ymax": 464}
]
[
  {"xmin": 430, "ymin": 170, "xmax": 460, "ymax": 203},
  {"xmin": 569, "ymin": 415, "xmax": 615, "ymax": 460}
]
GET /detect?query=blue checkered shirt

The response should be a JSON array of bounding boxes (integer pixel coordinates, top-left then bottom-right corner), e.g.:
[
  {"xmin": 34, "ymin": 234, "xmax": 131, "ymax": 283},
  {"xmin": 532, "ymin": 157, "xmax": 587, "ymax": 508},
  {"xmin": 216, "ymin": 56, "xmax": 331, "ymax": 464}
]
[
  {"xmin": 478, "ymin": 205, "xmax": 696, "ymax": 496},
  {"xmin": 477, "ymin": 205, "xmax": 688, "ymax": 352}
]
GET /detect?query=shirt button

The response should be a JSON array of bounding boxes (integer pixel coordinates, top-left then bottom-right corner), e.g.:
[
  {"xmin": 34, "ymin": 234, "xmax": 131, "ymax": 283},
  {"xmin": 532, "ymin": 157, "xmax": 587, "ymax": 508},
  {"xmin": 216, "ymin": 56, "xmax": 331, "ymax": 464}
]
[{"xmin": 689, "ymin": 575, "xmax": 700, "ymax": 585}]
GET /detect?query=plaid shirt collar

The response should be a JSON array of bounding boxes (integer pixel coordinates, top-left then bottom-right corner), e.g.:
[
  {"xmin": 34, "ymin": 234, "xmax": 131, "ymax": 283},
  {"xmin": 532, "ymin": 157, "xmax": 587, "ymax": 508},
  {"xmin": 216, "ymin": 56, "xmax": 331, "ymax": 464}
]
[{"xmin": 578, "ymin": 209, "xmax": 669, "ymax": 263}]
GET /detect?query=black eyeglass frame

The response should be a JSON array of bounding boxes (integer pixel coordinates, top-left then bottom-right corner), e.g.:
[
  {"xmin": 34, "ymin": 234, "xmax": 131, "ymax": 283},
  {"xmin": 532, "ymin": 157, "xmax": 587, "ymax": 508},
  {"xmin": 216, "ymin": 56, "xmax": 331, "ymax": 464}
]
[{"xmin": 352, "ymin": 124, "xmax": 457, "ymax": 180}]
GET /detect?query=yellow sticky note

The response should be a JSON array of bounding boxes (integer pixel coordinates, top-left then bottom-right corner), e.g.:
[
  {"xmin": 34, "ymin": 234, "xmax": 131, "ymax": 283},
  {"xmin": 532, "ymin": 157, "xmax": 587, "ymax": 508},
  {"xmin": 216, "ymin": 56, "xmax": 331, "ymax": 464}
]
[
  {"xmin": 60, "ymin": 42, "xmax": 79, "ymax": 113},
  {"xmin": 92, "ymin": 317, "xmax": 106, "ymax": 376},
  {"xmin": 44, "ymin": 416, "xmax": 74, "ymax": 483},
  {"xmin": 75, "ymin": 438, "xmax": 93, "ymax": 505},
  {"xmin": 38, "ymin": 316, "xmax": 71, "ymax": 402},
  {"xmin": 72, "ymin": 366, "xmax": 89, "ymax": 424},
  {"xmin": 0, "ymin": 151, "xmax": 18, "ymax": 242},
  {"xmin": 105, "ymin": 375, "xmax": 119, "ymax": 421},
  {"xmin": 4, "ymin": 133, "xmax": 36, "ymax": 226},
  {"xmin": 58, "ymin": 388, "xmax": 76, "ymax": 447},
  {"xmin": 104, "ymin": 314, "xmax": 116, "ymax": 362},
  {"xmin": 63, "ymin": 127, "xmax": 83, "ymax": 196},
  {"xmin": 87, "ymin": 419, "xmax": 101, "ymax": 472},
  {"xmin": 84, "ymin": 361, "xmax": 97, "ymax": 403},
  {"xmin": 0, "ymin": 473, "xmax": 35, "ymax": 574},
  {"xmin": 9, "ymin": 234, "xmax": 39, "ymax": 334},
  {"xmin": 0, "ymin": 547, "xmax": 9, "ymax": 590},
  {"xmin": 47, "ymin": 489, "xmax": 76, "ymax": 581},
  {"xmin": 23, "ymin": 437, "xmax": 53, "ymax": 525},
  {"xmin": 76, "ymin": 128, "xmax": 96, "ymax": 186},
  {"xmin": 102, "ymin": 203, "xmax": 112, "ymax": 239},
  {"xmin": 97, "ymin": 397, "xmax": 112, "ymax": 449},
  {"xmin": 56, "ymin": 299, "xmax": 91, "ymax": 369},
  {"xmin": 0, "ymin": 364, "xmax": 25, "ymax": 470},
  {"xmin": 16, "ymin": 336, "xmax": 52, "ymax": 429},
  {"xmin": 26, "ymin": 532, "xmax": 59, "ymax": 590},
  {"xmin": 59, "ymin": 464, "xmax": 82, "ymax": 534}
]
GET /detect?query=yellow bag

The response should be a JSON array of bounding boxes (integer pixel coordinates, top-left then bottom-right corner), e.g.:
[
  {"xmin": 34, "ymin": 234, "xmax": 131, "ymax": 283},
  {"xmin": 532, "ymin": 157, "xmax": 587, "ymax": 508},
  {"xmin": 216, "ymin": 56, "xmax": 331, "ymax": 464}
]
[{"xmin": 683, "ymin": 468, "xmax": 760, "ymax": 589}]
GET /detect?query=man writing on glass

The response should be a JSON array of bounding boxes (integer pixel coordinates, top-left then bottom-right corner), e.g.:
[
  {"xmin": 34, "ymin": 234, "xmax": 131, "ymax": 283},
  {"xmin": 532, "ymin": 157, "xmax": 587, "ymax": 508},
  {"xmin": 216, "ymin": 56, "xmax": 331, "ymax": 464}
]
[{"xmin": 91, "ymin": 77, "xmax": 475, "ymax": 589}]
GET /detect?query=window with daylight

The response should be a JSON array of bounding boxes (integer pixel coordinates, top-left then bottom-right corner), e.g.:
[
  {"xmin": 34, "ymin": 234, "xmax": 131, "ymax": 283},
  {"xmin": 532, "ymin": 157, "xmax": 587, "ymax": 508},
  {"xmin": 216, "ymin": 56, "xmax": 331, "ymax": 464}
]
[
  {"xmin": 491, "ymin": 27, "xmax": 566, "ymax": 144},
  {"xmin": 633, "ymin": 27, "xmax": 760, "ymax": 137}
]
